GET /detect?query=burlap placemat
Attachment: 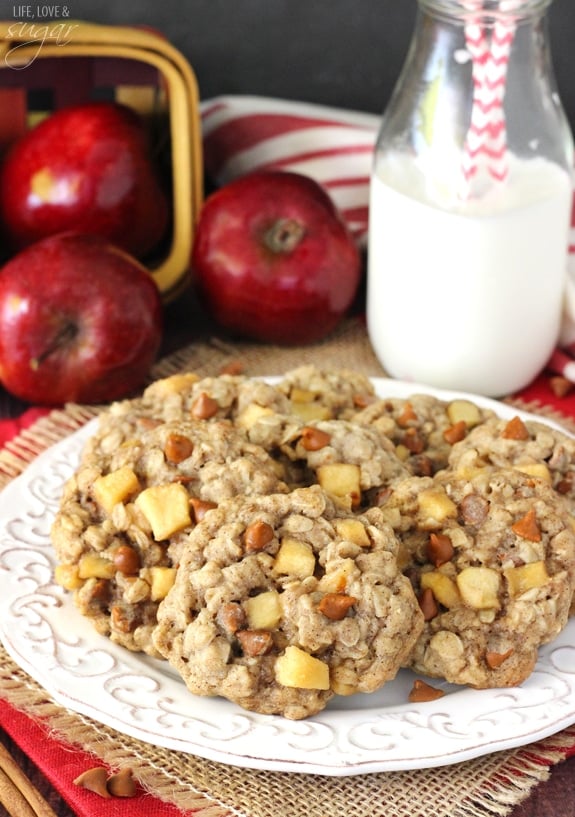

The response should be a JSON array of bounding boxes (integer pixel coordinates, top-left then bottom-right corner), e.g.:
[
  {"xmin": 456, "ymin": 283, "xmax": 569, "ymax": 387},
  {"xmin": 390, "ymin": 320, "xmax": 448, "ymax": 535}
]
[{"xmin": 0, "ymin": 318, "xmax": 574, "ymax": 817}]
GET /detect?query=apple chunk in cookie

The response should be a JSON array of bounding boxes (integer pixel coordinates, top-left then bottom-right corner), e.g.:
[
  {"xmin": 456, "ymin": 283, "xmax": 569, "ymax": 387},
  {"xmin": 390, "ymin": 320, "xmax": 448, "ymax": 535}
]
[{"xmin": 153, "ymin": 485, "xmax": 424, "ymax": 720}]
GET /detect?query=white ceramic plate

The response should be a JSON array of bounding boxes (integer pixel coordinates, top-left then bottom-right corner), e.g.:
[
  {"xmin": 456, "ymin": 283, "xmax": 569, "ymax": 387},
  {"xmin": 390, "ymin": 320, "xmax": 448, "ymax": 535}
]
[{"xmin": 1, "ymin": 378, "xmax": 575, "ymax": 776}]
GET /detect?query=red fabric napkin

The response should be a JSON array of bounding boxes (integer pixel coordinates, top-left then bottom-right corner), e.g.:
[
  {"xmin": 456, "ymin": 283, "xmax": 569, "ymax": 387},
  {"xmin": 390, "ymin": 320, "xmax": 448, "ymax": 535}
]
[{"xmin": 0, "ymin": 699, "xmax": 186, "ymax": 816}]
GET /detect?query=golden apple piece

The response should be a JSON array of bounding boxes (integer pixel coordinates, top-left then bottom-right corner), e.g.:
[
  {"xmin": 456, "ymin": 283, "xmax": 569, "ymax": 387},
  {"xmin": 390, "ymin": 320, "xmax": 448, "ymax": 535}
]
[
  {"xmin": 235, "ymin": 403, "xmax": 276, "ymax": 430},
  {"xmin": 513, "ymin": 462, "xmax": 552, "ymax": 483},
  {"xmin": 147, "ymin": 566, "xmax": 177, "ymax": 601},
  {"xmin": 318, "ymin": 558, "xmax": 357, "ymax": 594},
  {"xmin": 275, "ymin": 645, "xmax": 330, "ymax": 690},
  {"xmin": 504, "ymin": 561, "xmax": 550, "ymax": 596},
  {"xmin": 273, "ymin": 537, "xmax": 316, "ymax": 579},
  {"xmin": 317, "ymin": 463, "xmax": 361, "ymax": 508},
  {"xmin": 455, "ymin": 464, "xmax": 489, "ymax": 481},
  {"xmin": 245, "ymin": 590, "xmax": 282, "ymax": 630},
  {"xmin": 54, "ymin": 563, "xmax": 83, "ymax": 590},
  {"xmin": 330, "ymin": 665, "xmax": 358, "ymax": 696},
  {"xmin": 93, "ymin": 465, "xmax": 140, "ymax": 514},
  {"xmin": 456, "ymin": 566, "xmax": 501, "ymax": 610},
  {"xmin": 420, "ymin": 570, "xmax": 461, "ymax": 608},
  {"xmin": 446, "ymin": 399, "xmax": 482, "ymax": 428},
  {"xmin": 417, "ymin": 488, "xmax": 458, "ymax": 527},
  {"xmin": 333, "ymin": 517, "xmax": 371, "ymax": 548},
  {"xmin": 146, "ymin": 372, "xmax": 200, "ymax": 397},
  {"xmin": 394, "ymin": 444, "xmax": 410, "ymax": 461},
  {"xmin": 290, "ymin": 387, "xmax": 316, "ymax": 403},
  {"xmin": 78, "ymin": 553, "xmax": 116, "ymax": 580},
  {"xmin": 135, "ymin": 483, "xmax": 192, "ymax": 541},
  {"xmin": 290, "ymin": 401, "xmax": 332, "ymax": 422}
]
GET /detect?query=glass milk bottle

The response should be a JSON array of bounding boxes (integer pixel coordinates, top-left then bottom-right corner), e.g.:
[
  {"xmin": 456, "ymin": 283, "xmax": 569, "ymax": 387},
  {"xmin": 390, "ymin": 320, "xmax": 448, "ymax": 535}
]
[{"xmin": 367, "ymin": 0, "xmax": 573, "ymax": 397}]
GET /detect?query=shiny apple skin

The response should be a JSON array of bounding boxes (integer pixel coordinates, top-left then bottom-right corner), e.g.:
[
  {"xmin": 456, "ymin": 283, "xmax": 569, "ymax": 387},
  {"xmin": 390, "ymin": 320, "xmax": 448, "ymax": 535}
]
[
  {"xmin": 191, "ymin": 171, "xmax": 362, "ymax": 345},
  {"xmin": 0, "ymin": 233, "xmax": 163, "ymax": 405},
  {"xmin": 0, "ymin": 102, "xmax": 169, "ymax": 259}
]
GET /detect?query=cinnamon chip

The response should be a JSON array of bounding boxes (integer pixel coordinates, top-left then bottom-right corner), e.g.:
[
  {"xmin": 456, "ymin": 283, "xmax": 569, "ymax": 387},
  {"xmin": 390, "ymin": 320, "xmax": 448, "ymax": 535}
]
[
  {"xmin": 73, "ymin": 767, "xmax": 110, "ymax": 798},
  {"xmin": 511, "ymin": 508, "xmax": 541, "ymax": 542},
  {"xmin": 317, "ymin": 592, "xmax": 357, "ymax": 620},
  {"xmin": 443, "ymin": 420, "xmax": 467, "ymax": 445},
  {"xmin": 219, "ymin": 359, "xmax": 245, "ymax": 376},
  {"xmin": 191, "ymin": 391, "xmax": 219, "ymax": 420},
  {"xmin": 485, "ymin": 648, "xmax": 514, "ymax": 669},
  {"xmin": 427, "ymin": 532, "xmax": 454, "ymax": 567},
  {"xmin": 299, "ymin": 426, "xmax": 332, "ymax": 451},
  {"xmin": 418, "ymin": 587, "xmax": 439, "ymax": 621},
  {"xmin": 397, "ymin": 401, "xmax": 417, "ymax": 427},
  {"xmin": 501, "ymin": 416, "xmax": 530, "ymax": 440},
  {"xmin": 549, "ymin": 375, "xmax": 574, "ymax": 398},
  {"xmin": 242, "ymin": 520, "xmax": 275, "ymax": 552},
  {"xmin": 408, "ymin": 679, "xmax": 445, "ymax": 703},
  {"xmin": 107, "ymin": 767, "xmax": 137, "ymax": 798}
]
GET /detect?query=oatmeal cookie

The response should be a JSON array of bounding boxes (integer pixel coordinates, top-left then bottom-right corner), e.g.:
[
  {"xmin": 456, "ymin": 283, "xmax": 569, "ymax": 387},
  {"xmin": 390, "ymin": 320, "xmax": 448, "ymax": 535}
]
[
  {"xmin": 352, "ymin": 393, "xmax": 495, "ymax": 477},
  {"xmin": 447, "ymin": 413, "xmax": 575, "ymax": 506},
  {"xmin": 51, "ymin": 419, "xmax": 288, "ymax": 656},
  {"xmin": 153, "ymin": 485, "xmax": 423, "ymax": 720},
  {"xmin": 82, "ymin": 372, "xmax": 293, "ymax": 461},
  {"xmin": 377, "ymin": 469, "xmax": 575, "ymax": 688}
]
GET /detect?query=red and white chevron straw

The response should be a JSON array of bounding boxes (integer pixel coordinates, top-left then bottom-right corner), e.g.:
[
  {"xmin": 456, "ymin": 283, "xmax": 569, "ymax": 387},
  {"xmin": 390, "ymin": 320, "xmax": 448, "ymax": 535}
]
[{"xmin": 461, "ymin": 1, "xmax": 518, "ymax": 197}]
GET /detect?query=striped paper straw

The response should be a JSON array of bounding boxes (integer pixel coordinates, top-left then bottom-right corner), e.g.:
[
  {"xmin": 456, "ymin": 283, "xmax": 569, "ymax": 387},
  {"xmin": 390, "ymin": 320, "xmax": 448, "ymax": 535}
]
[
  {"xmin": 461, "ymin": 0, "xmax": 491, "ymax": 192},
  {"xmin": 486, "ymin": 1, "xmax": 519, "ymax": 181},
  {"xmin": 461, "ymin": 1, "xmax": 518, "ymax": 197}
]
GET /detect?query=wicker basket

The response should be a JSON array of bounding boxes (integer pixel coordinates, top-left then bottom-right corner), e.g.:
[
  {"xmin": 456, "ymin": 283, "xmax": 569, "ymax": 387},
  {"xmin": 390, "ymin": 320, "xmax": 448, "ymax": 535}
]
[{"xmin": 0, "ymin": 20, "xmax": 203, "ymax": 301}]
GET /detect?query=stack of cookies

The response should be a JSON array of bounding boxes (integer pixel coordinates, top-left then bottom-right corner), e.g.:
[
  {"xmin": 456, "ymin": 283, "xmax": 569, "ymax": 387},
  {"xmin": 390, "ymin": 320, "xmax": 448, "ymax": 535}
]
[{"xmin": 50, "ymin": 366, "xmax": 575, "ymax": 719}]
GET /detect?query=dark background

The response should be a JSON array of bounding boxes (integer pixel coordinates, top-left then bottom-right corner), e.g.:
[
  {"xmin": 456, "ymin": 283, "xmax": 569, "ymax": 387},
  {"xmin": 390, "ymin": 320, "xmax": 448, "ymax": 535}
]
[{"xmin": 5, "ymin": 0, "xmax": 574, "ymax": 126}]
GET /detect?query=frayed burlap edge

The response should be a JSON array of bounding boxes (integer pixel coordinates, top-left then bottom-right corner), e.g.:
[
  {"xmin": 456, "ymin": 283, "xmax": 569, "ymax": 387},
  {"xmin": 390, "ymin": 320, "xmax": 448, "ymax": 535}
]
[
  {"xmin": 0, "ymin": 318, "xmax": 574, "ymax": 817},
  {"xmin": 1, "ymin": 650, "xmax": 574, "ymax": 817}
]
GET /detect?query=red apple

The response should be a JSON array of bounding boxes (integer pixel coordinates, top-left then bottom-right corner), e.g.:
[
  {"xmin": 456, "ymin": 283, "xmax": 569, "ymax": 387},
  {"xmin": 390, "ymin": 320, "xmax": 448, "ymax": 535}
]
[
  {"xmin": 0, "ymin": 232, "xmax": 163, "ymax": 405},
  {"xmin": 191, "ymin": 170, "xmax": 362, "ymax": 345},
  {"xmin": 0, "ymin": 102, "xmax": 169, "ymax": 259}
]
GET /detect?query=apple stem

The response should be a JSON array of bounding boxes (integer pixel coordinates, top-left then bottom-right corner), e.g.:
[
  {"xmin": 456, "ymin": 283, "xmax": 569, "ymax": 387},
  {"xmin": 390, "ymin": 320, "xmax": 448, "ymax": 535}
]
[
  {"xmin": 264, "ymin": 219, "xmax": 305, "ymax": 254},
  {"xmin": 30, "ymin": 322, "xmax": 78, "ymax": 370}
]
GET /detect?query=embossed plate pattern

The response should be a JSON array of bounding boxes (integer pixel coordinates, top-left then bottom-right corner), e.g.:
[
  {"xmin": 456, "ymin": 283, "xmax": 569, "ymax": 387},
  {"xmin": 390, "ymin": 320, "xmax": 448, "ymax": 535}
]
[{"xmin": 0, "ymin": 378, "xmax": 575, "ymax": 776}]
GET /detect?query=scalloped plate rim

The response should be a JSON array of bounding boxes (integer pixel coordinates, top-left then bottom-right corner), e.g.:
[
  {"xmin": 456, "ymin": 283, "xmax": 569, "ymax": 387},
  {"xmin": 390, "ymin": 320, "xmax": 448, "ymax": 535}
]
[{"xmin": 0, "ymin": 376, "xmax": 573, "ymax": 776}]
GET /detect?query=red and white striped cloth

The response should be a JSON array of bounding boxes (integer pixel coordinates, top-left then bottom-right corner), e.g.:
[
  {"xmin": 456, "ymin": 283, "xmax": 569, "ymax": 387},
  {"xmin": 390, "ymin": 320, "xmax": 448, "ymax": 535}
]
[
  {"xmin": 201, "ymin": 95, "xmax": 380, "ymax": 244},
  {"xmin": 200, "ymin": 95, "xmax": 575, "ymax": 383}
]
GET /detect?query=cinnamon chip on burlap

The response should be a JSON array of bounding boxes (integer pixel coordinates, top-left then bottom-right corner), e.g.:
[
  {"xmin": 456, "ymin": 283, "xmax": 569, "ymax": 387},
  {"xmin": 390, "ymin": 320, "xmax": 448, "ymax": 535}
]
[{"xmin": 0, "ymin": 317, "xmax": 574, "ymax": 817}]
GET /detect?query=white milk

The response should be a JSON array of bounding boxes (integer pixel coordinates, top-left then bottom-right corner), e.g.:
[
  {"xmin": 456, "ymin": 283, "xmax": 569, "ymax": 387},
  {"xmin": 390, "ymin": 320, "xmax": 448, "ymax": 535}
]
[{"xmin": 367, "ymin": 153, "xmax": 572, "ymax": 396}]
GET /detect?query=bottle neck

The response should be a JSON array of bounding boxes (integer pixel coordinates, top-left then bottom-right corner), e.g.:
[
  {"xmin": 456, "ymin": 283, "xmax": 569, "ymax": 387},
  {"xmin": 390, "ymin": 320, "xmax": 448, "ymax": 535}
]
[{"xmin": 418, "ymin": 0, "xmax": 552, "ymax": 24}]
